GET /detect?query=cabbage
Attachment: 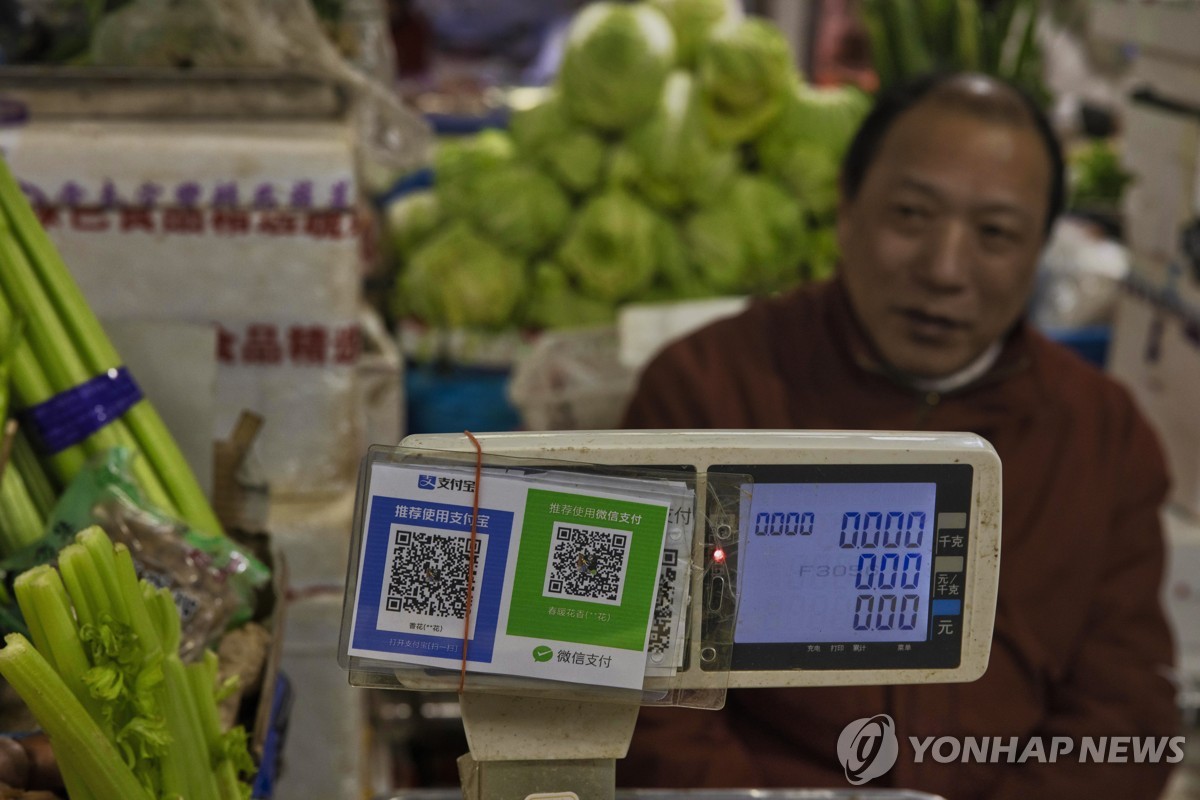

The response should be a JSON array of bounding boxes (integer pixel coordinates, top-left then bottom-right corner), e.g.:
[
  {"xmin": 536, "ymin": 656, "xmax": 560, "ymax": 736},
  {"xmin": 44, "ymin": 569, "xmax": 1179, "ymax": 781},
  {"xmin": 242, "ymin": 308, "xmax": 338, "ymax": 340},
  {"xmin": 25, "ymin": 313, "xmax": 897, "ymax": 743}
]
[
  {"xmin": 509, "ymin": 95, "xmax": 609, "ymax": 193},
  {"xmin": 385, "ymin": 191, "xmax": 442, "ymax": 259},
  {"xmin": 557, "ymin": 191, "xmax": 665, "ymax": 301},
  {"xmin": 756, "ymin": 84, "xmax": 871, "ymax": 211},
  {"xmin": 654, "ymin": 219, "xmax": 695, "ymax": 292},
  {"xmin": 807, "ymin": 224, "xmax": 840, "ymax": 282},
  {"xmin": 560, "ymin": 3, "xmax": 676, "ymax": 131},
  {"xmin": 612, "ymin": 71, "xmax": 739, "ymax": 211},
  {"xmin": 434, "ymin": 130, "xmax": 516, "ymax": 218},
  {"xmin": 400, "ymin": 222, "xmax": 526, "ymax": 329},
  {"xmin": 684, "ymin": 175, "xmax": 805, "ymax": 293},
  {"xmin": 524, "ymin": 262, "xmax": 618, "ymax": 329},
  {"xmin": 649, "ymin": 0, "xmax": 731, "ymax": 68},
  {"xmin": 698, "ymin": 18, "xmax": 795, "ymax": 144},
  {"xmin": 468, "ymin": 164, "xmax": 571, "ymax": 256},
  {"xmin": 683, "ymin": 207, "xmax": 746, "ymax": 293},
  {"xmin": 765, "ymin": 142, "xmax": 841, "ymax": 213}
]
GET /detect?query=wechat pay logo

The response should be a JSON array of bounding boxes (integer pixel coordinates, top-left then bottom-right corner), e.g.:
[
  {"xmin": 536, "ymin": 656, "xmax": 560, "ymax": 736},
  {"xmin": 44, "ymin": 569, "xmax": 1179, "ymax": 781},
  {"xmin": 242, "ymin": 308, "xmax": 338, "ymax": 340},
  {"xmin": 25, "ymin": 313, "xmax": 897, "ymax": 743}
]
[
  {"xmin": 838, "ymin": 714, "xmax": 899, "ymax": 785},
  {"xmin": 531, "ymin": 645, "xmax": 554, "ymax": 663}
]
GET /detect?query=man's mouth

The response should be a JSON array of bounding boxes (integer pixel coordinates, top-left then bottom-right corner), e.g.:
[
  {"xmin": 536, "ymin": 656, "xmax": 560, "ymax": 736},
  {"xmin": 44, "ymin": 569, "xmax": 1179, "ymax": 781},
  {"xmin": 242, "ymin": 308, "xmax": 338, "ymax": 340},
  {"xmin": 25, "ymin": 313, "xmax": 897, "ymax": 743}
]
[{"xmin": 897, "ymin": 308, "xmax": 967, "ymax": 338}]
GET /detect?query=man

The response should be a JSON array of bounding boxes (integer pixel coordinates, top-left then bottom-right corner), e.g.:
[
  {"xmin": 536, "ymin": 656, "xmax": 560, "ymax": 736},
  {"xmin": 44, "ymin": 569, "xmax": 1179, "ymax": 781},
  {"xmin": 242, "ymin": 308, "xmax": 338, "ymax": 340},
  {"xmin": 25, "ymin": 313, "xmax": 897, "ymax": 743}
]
[{"xmin": 618, "ymin": 73, "xmax": 1178, "ymax": 799}]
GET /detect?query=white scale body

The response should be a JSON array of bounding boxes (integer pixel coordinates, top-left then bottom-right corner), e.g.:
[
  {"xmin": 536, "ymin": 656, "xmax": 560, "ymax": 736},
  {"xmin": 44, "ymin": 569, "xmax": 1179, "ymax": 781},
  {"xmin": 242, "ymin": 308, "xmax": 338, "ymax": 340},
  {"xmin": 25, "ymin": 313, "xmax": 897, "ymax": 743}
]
[{"xmin": 383, "ymin": 430, "xmax": 1002, "ymax": 769}]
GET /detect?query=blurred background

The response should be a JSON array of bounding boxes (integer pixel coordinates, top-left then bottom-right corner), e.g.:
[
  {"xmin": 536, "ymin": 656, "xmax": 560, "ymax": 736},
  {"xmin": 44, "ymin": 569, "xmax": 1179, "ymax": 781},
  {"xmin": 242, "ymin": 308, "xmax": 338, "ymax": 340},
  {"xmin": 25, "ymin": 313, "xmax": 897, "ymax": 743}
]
[{"xmin": 0, "ymin": 1, "xmax": 1199, "ymax": 798}]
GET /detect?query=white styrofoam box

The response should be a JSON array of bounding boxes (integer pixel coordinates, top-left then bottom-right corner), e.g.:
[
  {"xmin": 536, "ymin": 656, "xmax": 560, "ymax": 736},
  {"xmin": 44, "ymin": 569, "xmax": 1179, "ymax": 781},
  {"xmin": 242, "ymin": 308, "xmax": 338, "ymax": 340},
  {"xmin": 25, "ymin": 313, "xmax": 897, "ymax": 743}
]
[
  {"xmin": 276, "ymin": 591, "xmax": 367, "ymax": 800},
  {"xmin": 617, "ymin": 296, "xmax": 750, "ymax": 371},
  {"xmin": 1121, "ymin": 100, "xmax": 1199, "ymax": 266},
  {"xmin": 1163, "ymin": 509, "xmax": 1200, "ymax": 685},
  {"xmin": 1107, "ymin": 283, "xmax": 1200, "ymax": 519},
  {"xmin": 266, "ymin": 490, "xmax": 357, "ymax": 591},
  {"xmin": 358, "ymin": 306, "xmax": 404, "ymax": 450},
  {"xmin": 4, "ymin": 118, "xmax": 366, "ymax": 496}
]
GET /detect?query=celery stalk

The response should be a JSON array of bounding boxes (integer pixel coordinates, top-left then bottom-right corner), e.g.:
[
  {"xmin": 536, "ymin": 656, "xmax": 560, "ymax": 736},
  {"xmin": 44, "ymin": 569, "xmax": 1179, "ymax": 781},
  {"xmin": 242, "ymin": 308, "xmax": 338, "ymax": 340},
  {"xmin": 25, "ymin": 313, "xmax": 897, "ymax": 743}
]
[
  {"xmin": 0, "ymin": 174, "xmax": 173, "ymax": 514},
  {"xmin": 10, "ymin": 427, "xmax": 56, "ymax": 520},
  {"xmin": 0, "ymin": 158, "xmax": 222, "ymax": 536},
  {"xmin": 0, "ymin": 309, "xmax": 21, "ymax": 423},
  {"xmin": 187, "ymin": 651, "xmax": 251, "ymax": 800},
  {"xmin": 0, "ymin": 633, "xmax": 152, "ymax": 800},
  {"xmin": 0, "ymin": 282, "xmax": 86, "ymax": 478},
  {"xmin": 150, "ymin": 586, "xmax": 221, "ymax": 800},
  {"xmin": 56, "ymin": 542, "xmax": 106, "ymax": 631},
  {"xmin": 0, "ymin": 466, "xmax": 43, "ymax": 556},
  {"xmin": 13, "ymin": 566, "xmax": 111, "ymax": 733},
  {"xmin": 112, "ymin": 543, "xmax": 163, "ymax": 661}
]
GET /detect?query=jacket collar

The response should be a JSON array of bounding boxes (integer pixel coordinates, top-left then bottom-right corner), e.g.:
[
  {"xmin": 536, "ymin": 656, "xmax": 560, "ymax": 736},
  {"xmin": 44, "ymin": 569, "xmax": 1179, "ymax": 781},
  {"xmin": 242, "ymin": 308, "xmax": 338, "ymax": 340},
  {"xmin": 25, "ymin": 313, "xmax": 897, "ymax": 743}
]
[{"xmin": 773, "ymin": 277, "xmax": 1045, "ymax": 432}]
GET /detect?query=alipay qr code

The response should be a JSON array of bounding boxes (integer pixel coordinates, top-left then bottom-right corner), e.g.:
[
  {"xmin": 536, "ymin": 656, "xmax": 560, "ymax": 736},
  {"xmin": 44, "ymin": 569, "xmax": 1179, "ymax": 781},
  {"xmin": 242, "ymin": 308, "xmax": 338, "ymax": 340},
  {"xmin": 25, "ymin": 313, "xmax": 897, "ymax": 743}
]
[
  {"xmin": 543, "ymin": 521, "xmax": 631, "ymax": 606},
  {"xmin": 380, "ymin": 526, "xmax": 487, "ymax": 635}
]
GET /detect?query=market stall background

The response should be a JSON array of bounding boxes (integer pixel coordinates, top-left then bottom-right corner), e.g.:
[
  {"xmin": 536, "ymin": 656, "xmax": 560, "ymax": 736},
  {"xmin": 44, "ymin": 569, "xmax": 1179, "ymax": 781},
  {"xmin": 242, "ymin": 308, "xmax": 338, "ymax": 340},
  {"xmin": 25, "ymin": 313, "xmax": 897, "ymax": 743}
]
[{"xmin": 1, "ymin": 0, "xmax": 1199, "ymax": 799}]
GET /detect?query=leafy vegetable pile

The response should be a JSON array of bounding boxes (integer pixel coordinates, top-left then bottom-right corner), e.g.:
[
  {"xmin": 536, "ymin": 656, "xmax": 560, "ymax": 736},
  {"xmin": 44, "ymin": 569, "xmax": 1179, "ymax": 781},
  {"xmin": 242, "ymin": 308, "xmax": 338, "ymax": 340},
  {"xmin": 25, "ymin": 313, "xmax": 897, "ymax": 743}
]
[{"xmin": 388, "ymin": 0, "xmax": 870, "ymax": 330}]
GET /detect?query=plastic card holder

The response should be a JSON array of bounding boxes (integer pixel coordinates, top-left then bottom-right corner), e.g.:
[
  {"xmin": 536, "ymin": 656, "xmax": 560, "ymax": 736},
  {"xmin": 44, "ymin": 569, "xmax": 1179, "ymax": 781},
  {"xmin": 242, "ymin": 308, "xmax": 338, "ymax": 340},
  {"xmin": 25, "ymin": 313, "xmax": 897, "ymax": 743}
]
[{"xmin": 338, "ymin": 444, "xmax": 744, "ymax": 709}]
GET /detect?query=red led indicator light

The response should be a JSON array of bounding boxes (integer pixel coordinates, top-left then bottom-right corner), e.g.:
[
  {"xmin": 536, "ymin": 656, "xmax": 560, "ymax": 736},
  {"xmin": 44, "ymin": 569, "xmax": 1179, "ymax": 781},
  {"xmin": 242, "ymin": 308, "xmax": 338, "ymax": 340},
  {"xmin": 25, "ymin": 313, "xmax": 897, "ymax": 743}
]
[{"xmin": 713, "ymin": 548, "xmax": 726, "ymax": 564}]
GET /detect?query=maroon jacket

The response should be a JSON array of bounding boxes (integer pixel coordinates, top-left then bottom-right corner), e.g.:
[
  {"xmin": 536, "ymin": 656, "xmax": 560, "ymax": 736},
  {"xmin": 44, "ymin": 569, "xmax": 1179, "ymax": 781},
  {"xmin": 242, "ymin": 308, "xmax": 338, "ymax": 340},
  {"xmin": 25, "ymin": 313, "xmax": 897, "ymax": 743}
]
[{"xmin": 618, "ymin": 278, "xmax": 1177, "ymax": 800}]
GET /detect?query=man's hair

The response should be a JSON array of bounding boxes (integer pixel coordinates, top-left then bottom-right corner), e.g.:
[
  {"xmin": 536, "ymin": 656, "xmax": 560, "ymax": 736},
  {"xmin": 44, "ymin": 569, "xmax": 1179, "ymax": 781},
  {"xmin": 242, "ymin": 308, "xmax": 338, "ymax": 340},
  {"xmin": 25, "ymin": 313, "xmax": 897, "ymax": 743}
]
[{"xmin": 840, "ymin": 72, "xmax": 1065, "ymax": 235}]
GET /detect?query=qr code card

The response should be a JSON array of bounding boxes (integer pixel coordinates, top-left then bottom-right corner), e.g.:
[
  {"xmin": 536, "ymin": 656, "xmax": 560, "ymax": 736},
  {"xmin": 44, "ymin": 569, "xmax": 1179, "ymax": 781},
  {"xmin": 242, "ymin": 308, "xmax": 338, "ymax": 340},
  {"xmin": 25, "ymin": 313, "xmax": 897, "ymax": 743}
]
[
  {"xmin": 646, "ymin": 496, "xmax": 695, "ymax": 676},
  {"xmin": 375, "ymin": 525, "xmax": 488, "ymax": 638},
  {"xmin": 543, "ymin": 522, "xmax": 632, "ymax": 606}
]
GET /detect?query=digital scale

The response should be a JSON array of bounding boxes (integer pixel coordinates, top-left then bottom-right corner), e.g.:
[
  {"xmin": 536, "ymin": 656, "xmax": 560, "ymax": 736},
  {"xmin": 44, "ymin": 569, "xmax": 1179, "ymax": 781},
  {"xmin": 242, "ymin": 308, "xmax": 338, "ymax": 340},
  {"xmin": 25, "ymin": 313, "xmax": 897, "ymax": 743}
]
[{"xmin": 340, "ymin": 430, "xmax": 1002, "ymax": 800}]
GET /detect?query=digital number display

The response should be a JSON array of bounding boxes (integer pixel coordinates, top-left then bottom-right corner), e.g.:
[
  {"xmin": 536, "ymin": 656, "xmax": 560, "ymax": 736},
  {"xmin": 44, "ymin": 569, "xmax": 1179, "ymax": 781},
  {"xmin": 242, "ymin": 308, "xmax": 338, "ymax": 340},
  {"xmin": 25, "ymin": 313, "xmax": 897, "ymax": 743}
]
[{"xmin": 734, "ymin": 482, "xmax": 937, "ymax": 644}]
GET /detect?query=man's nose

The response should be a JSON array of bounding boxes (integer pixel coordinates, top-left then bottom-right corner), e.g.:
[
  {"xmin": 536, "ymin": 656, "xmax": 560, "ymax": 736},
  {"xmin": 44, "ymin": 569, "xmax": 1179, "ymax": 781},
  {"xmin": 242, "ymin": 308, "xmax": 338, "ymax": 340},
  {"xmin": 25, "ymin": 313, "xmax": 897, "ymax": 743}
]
[{"xmin": 918, "ymin": 221, "xmax": 971, "ymax": 289}]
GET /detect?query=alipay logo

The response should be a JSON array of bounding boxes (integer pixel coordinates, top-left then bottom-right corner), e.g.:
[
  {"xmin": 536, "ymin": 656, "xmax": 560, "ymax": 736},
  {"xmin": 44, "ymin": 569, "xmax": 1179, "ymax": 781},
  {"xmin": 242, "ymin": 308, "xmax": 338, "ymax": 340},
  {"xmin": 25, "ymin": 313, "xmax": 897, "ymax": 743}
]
[
  {"xmin": 417, "ymin": 474, "xmax": 437, "ymax": 490},
  {"xmin": 838, "ymin": 714, "xmax": 899, "ymax": 785}
]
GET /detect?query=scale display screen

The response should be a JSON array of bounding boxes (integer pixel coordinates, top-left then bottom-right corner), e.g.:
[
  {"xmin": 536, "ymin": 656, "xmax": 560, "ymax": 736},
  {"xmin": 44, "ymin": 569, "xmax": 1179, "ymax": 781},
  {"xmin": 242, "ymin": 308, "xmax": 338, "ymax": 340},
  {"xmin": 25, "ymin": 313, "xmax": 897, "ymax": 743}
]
[
  {"xmin": 709, "ymin": 463, "xmax": 974, "ymax": 671},
  {"xmin": 734, "ymin": 482, "xmax": 937, "ymax": 643}
]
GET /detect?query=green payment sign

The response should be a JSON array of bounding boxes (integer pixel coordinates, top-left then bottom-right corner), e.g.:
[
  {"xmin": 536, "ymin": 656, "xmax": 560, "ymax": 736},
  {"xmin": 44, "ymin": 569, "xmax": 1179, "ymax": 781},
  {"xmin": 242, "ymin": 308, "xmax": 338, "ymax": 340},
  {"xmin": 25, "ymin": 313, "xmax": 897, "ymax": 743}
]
[{"xmin": 507, "ymin": 488, "xmax": 667, "ymax": 651}]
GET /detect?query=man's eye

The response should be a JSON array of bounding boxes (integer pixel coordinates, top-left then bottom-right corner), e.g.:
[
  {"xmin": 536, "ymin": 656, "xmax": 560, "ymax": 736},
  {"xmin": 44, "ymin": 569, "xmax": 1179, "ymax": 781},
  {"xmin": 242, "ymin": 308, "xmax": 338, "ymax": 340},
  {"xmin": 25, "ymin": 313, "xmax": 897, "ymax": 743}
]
[
  {"xmin": 893, "ymin": 204, "xmax": 929, "ymax": 222},
  {"xmin": 979, "ymin": 223, "xmax": 1018, "ymax": 246}
]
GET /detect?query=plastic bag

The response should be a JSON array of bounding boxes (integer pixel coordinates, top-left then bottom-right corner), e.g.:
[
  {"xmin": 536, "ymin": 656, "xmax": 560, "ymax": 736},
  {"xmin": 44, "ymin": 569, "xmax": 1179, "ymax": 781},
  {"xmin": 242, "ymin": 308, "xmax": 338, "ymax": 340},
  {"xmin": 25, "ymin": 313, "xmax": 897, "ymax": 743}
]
[
  {"xmin": 89, "ymin": 0, "xmax": 433, "ymax": 189},
  {"xmin": 1, "ymin": 448, "xmax": 269, "ymax": 657}
]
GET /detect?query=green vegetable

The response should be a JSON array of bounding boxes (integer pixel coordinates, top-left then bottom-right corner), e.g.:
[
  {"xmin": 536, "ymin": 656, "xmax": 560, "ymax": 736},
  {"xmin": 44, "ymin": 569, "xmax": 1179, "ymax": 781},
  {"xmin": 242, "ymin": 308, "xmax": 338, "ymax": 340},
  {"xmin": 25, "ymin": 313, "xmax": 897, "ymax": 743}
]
[
  {"xmin": 0, "ymin": 157, "xmax": 223, "ymax": 539},
  {"xmin": 0, "ymin": 633, "xmax": 149, "ymax": 800},
  {"xmin": 806, "ymin": 224, "xmax": 841, "ymax": 282},
  {"xmin": 697, "ymin": 18, "xmax": 794, "ymax": 144},
  {"xmin": 648, "ymin": 0, "xmax": 730, "ymax": 68},
  {"xmin": 0, "ymin": 466, "xmax": 43, "ymax": 558},
  {"xmin": 611, "ymin": 71, "xmax": 738, "ymax": 211},
  {"xmin": 509, "ymin": 94, "xmax": 609, "ymax": 194},
  {"xmin": 684, "ymin": 175, "xmax": 804, "ymax": 293},
  {"xmin": 4, "ymin": 527, "xmax": 253, "ymax": 799},
  {"xmin": 434, "ymin": 130, "xmax": 516, "ymax": 219},
  {"xmin": 400, "ymin": 222, "xmax": 526, "ymax": 329},
  {"xmin": 560, "ymin": 2, "xmax": 677, "ymax": 131},
  {"xmin": 557, "ymin": 191, "xmax": 665, "ymax": 301},
  {"xmin": 1069, "ymin": 139, "xmax": 1134, "ymax": 209},
  {"xmin": 756, "ymin": 84, "xmax": 871, "ymax": 212},
  {"xmin": 385, "ymin": 191, "xmax": 442, "ymax": 259},
  {"xmin": 523, "ymin": 262, "xmax": 618, "ymax": 330},
  {"xmin": 468, "ymin": 164, "xmax": 571, "ymax": 257}
]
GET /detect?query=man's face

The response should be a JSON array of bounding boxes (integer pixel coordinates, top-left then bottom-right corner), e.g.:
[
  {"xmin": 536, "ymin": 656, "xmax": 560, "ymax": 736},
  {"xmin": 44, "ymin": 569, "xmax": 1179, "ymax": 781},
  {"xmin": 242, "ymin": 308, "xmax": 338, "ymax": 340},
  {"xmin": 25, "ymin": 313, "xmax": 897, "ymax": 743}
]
[{"xmin": 836, "ymin": 102, "xmax": 1052, "ymax": 379}]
